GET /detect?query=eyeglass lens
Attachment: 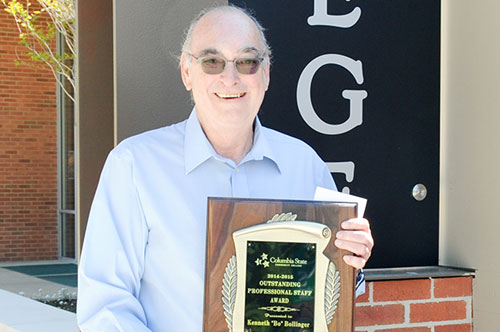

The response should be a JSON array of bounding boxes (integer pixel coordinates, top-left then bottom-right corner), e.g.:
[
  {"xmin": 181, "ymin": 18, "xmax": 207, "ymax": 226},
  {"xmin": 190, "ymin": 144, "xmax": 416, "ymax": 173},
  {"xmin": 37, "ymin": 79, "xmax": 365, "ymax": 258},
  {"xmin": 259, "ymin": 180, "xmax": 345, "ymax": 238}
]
[{"xmin": 200, "ymin": 56, "xmax": 261, "ymax": 75}]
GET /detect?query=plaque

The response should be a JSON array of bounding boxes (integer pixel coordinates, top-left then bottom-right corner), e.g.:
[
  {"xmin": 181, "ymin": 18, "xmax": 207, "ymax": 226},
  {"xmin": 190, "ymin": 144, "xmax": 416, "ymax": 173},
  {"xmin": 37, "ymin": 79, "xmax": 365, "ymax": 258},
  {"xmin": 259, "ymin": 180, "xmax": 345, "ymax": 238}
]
[{"xmin": 204, "ymin": 198, "xmax": 357, "ymax": 332}]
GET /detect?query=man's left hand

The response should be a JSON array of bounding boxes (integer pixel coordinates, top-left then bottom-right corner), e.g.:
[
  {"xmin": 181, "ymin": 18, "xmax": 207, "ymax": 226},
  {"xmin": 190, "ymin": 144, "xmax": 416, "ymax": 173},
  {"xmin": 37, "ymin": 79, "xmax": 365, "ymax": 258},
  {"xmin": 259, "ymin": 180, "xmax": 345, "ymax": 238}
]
[{"xmin": 334, "ymin": 218, "xmax": 374, "ymax": 269}]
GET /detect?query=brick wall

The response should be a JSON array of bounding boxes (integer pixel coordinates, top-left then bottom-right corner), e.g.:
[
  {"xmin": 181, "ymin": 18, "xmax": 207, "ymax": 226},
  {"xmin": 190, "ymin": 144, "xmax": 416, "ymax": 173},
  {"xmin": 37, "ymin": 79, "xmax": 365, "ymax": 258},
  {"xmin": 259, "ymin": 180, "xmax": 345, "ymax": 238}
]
[
  {"xmin": 0, "ymin": 6, "xmax": 59, "ymax": 260},
  {"xmin": 355, "ymin": 277, "xmax": 473, "ymax": 332}
]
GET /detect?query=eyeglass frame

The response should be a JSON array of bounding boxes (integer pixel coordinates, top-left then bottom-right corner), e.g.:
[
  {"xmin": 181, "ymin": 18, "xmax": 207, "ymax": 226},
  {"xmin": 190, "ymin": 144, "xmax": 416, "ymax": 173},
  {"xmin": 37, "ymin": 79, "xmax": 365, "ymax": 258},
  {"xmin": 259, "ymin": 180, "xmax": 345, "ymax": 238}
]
[{"xmin": 185, "ymin": 52, "xmax": 266, "ymax": 75}]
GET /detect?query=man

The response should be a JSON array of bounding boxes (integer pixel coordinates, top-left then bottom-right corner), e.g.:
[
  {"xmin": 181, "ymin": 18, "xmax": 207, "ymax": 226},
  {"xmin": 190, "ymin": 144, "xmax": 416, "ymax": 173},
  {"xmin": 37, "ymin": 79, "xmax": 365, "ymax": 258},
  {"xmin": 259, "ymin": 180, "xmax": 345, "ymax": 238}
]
[{"xmin": 78, "ymin": 5, "xmax": 373, "ymax": 331}]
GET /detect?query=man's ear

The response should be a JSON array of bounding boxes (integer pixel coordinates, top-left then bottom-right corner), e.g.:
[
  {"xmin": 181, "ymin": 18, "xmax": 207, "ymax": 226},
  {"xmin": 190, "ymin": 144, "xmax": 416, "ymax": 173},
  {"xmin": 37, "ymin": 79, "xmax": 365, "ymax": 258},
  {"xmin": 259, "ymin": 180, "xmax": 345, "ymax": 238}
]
[
  {"xmin": 180, "ymin": 52, "xmax": 192, "ymax": 91},
  {"xmin": 263, "ymin": 55, "xmax": 271, "ymax": 91}
]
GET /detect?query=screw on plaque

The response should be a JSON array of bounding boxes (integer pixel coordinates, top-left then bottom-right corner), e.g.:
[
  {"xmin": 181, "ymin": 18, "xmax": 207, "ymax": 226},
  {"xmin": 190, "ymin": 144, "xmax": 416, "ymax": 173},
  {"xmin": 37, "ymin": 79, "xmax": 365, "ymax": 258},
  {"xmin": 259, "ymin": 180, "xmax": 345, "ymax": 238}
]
[{"xmin": 322, "ymin": 227, "xmax": 331, "ymax": 238}]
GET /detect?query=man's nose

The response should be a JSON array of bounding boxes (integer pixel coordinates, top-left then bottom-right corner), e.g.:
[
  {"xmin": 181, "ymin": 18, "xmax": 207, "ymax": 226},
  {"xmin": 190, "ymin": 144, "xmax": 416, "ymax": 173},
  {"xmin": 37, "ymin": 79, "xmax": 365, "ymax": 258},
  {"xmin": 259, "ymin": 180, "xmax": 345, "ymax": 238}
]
[{"xmin": 219, "ymin": 61, "xmax": 240, "ymax": 86}]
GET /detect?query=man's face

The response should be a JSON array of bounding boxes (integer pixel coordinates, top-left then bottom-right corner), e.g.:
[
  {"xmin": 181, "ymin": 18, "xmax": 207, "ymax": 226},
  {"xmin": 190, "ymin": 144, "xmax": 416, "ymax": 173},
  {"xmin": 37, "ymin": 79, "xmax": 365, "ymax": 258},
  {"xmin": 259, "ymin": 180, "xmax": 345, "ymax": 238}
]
[{"xmin": 180, "ymin": 10, "xmax": 270, "ymax": 131}]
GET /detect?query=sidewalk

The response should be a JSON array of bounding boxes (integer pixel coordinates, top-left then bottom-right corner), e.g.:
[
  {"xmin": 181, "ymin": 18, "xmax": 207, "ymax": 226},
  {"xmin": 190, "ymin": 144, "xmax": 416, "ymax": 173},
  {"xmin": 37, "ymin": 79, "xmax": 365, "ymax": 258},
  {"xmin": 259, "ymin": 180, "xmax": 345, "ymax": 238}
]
[{"xmin": 0, "ymin": 260, "xmax": 77, "ymax": 332}]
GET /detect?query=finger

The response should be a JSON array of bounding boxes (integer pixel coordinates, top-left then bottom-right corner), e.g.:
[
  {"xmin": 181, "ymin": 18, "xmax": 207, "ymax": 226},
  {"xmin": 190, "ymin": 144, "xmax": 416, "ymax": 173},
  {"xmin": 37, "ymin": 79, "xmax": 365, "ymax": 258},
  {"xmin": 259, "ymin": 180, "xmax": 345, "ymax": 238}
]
[
  {"xmin": 343, "ymin": 254, "xmax": 367, "ymax": 270},
  {"xmin": 338, "ymin": 218, "xmax": 374, "ymax": 251},
  {"xmin": 341, "ymin": 218, "xmax": 370, "ymax": 231},
  {"xmin": 335, "ymin": 238, "xmax": 371, "ymax": 260},
  {"xmin": 336, "ymin": 230, "xmax": 374, "ymax": 249}
]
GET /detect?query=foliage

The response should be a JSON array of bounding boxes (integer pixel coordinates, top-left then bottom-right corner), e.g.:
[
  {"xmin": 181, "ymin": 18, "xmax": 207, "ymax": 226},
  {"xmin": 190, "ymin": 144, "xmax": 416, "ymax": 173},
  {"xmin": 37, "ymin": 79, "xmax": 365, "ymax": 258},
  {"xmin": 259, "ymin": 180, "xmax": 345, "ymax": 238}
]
[
  {"xmin": 21, "ymin": 287, "xmax": 77, "ymax": 313},
  {"xmin": 2, "ymin": 0, "xmax": 76, "ymax": 102}
]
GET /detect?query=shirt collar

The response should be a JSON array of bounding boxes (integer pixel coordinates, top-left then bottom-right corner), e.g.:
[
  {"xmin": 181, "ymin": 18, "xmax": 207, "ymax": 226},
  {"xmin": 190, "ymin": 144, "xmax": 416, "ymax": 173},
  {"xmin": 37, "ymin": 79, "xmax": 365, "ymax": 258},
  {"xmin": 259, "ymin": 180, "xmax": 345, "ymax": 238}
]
[
  {"xmin": 184, "ymin": 108, "xmax": 281, "ymax": 174},
  {"xmin": 242, "ymin": 117, "xmax": 280, "ymax": 171}
]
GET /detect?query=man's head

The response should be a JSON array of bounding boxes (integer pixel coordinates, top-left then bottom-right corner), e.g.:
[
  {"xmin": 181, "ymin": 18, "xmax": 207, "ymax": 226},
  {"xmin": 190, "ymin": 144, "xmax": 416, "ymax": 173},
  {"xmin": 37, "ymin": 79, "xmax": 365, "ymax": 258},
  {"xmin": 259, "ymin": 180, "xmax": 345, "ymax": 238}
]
[
  {"xmin": 180, "ymin": 6, "xmax": 271, "ymax": 132},
  {"xmin": 180, "ymin": 6, "xmax": 272, "ymax": 60}
]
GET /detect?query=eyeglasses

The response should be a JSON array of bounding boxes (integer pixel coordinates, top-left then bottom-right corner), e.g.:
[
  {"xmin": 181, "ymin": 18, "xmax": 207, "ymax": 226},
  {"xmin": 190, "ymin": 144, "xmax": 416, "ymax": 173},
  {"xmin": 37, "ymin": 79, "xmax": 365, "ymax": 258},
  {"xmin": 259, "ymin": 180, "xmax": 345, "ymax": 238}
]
[{"xmin": 187, "ymin": 53, "xmax": 264, "ymax": 75}]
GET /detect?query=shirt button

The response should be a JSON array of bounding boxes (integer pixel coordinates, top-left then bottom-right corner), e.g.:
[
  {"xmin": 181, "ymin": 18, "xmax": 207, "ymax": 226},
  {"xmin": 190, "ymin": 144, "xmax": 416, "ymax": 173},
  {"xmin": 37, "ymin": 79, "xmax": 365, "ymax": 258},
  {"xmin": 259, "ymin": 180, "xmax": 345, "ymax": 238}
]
[{"xmin": 236, "ymin": 168, "xmax": 240, "ymax": 173}]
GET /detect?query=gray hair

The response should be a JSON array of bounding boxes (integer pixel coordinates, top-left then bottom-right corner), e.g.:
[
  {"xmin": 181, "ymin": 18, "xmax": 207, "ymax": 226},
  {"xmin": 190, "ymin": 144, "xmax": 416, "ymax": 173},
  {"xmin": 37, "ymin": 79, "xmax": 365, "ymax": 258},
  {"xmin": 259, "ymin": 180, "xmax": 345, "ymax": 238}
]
[{"xmin": 180, "ymin": 5, "xmax": 272, "ymax": 63}]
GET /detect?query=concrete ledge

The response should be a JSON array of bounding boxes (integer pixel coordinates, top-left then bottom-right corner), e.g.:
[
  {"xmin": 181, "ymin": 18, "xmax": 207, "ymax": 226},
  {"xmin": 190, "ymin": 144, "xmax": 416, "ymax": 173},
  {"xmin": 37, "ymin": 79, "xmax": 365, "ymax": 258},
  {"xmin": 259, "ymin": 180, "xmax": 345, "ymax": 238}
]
[
  {"xmin": 0, "ymin": 290, "xmax": 76, "ymax": 332},
  {"xmin": 0, "ymin": 267, "xmax": 77, "ymax": 300},
  {"xmin": 365, "ymin": 265, "xmax": 476, "ymax": 281}
]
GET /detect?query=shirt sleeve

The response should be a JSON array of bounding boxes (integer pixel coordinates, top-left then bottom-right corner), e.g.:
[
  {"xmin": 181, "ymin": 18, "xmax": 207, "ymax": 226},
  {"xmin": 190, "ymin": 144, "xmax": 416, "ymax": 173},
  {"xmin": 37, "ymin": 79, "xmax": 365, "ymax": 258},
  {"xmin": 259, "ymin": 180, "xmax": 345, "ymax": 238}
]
[
  {"xmin": 319, "ymin": 162, "xmax": 338, "ymax": 192},
  {"xmin": 77, "ymin": 148, "xmax": 151, "ymax": 332}
]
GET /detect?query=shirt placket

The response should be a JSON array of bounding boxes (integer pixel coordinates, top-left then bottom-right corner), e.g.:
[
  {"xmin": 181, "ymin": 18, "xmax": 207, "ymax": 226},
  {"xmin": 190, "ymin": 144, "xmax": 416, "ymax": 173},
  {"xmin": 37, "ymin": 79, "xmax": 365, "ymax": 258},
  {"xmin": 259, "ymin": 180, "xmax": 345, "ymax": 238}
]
[{"xmin": 231, "ymin": 165, "xmax": 249, "ymax": 198}]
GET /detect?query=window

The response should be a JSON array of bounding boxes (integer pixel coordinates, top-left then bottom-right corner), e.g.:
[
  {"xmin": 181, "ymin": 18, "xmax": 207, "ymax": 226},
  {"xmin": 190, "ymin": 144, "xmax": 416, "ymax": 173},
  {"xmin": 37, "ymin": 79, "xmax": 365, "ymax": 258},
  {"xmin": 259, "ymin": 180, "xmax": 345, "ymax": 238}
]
[{"xmin": 57, "ymin": 33, "xmax": 76, "ymax": 259}]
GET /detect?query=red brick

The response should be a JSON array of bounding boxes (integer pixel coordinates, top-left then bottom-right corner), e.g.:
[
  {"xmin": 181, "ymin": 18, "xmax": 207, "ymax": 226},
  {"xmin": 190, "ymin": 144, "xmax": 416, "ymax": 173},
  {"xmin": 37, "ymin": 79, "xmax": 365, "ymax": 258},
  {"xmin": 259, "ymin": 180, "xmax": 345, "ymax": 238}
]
[
  {"xmin": 434, "ymin": 277, "xmax": 472, "ymax": 298},
  {"xmin": 376, "ymin": 328, "xmax": 431, "ymax": 332},
  {"xmin": 373, "ymin": 279, "xmax": 431, "ymax": 302},
  {"xmin": 0, "ymin": 7, "xmax": 58, "ymax": 261},
  {"xmin": 410, "ymin": 301, "xmax": 467, "ymax": 322},
  {"xmin": 434, "ymin": 324, "xmax": 472, "ymax": 332},
  {"xmin": 355, "ymin": 282, "xmax": 370, "ymax": 303},
  {"xmin": 355, "ymin": 304, "xmax": 405, "ymax": 326}
]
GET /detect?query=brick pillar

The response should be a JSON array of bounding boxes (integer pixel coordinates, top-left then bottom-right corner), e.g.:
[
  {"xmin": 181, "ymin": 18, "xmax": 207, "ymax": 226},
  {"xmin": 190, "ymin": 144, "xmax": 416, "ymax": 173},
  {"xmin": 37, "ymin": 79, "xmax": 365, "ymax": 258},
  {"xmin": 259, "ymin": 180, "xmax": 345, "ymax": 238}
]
[{"xmin": 354, "ymin": 277, "xmax": 473, "ymax": 332}]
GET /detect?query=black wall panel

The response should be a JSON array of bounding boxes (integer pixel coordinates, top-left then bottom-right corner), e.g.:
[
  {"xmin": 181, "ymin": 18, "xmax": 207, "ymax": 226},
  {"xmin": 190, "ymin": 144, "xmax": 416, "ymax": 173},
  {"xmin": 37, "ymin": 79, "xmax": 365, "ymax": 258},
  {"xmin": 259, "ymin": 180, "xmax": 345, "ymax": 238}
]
[{"xmin": 230, "ymin": 0, "xmax": 441, "ymax": 268}]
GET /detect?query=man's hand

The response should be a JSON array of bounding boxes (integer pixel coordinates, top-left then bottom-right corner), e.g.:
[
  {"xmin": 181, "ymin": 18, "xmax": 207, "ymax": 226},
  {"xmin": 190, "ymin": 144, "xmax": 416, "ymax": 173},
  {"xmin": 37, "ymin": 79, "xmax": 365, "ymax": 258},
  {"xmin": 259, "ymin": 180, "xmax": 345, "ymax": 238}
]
[{"xmin": 335, "ymin": 218, "xmax": 374, "ymax": 269}]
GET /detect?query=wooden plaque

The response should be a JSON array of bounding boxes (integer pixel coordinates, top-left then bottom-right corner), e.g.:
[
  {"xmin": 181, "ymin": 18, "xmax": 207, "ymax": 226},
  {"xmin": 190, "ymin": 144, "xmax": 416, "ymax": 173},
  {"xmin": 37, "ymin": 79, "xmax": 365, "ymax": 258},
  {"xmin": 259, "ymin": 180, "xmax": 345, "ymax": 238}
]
[{"xmin": 204, "ymin": 198, "xmax": 357, "ymax": 332}]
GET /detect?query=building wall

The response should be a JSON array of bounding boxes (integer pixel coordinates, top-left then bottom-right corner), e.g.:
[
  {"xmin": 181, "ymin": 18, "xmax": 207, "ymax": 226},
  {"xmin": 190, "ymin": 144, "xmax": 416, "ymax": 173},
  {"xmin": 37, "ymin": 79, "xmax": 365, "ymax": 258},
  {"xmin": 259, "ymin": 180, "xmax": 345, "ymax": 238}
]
[
  {"xmin": 440, "ymin": 0, "xmax": 500, "ymax": 329},
  {"xmin": 0, "ymin": 8, "xmax": 58, "ymax": 260},
  {"xmin": 114, "ymin": 0, "xmax": 225, "ymax": 142},
  {"xmin": 355, "ymin": 277, "xmax": 473, "ymax": 332}
]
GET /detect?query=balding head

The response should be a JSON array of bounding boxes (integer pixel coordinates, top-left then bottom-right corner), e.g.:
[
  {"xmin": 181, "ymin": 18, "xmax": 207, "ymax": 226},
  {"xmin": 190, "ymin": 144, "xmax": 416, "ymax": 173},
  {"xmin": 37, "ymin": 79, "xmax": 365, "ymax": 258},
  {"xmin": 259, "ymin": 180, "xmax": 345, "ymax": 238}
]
[{"xmin": 180, "ymin": 5, "xmax": 272, "ymax": 62}]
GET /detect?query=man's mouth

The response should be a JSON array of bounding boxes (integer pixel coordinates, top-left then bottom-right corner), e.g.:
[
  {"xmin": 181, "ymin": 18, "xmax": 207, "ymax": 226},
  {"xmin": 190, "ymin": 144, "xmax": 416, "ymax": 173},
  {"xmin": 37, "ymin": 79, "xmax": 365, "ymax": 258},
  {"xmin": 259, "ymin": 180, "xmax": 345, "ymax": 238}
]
[{"xmin": 215, "ymin": 92, "xmax": 246, "ymax": 99}]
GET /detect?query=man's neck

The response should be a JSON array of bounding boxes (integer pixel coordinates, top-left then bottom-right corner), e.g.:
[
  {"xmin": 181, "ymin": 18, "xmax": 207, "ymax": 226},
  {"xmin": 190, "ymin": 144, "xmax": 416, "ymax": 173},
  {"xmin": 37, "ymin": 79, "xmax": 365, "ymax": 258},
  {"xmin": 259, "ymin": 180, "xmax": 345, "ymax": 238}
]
[{"xmin": 201, "ymin": 121, "xmax": 254, "ymax": 165}]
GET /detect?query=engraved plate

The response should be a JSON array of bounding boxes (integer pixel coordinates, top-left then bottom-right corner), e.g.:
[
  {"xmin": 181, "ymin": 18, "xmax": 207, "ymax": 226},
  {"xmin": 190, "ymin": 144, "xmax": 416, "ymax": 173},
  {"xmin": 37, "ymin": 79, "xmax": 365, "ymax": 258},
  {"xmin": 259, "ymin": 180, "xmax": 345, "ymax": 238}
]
[
  {"xmin": 245, "ymin": 241, "xmax": 316, "ymax": 331},
  {"xmin": 231, "ymin": 221, "xmax": 332, "ymax": 331}
]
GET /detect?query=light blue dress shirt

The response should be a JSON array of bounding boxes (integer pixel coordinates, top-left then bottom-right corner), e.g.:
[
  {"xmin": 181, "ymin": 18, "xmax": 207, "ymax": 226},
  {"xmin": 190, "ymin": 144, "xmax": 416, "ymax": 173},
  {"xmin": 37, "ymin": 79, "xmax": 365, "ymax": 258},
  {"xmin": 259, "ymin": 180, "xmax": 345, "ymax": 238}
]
[{"xmin": 77, "ymin": 110, "xmax": 337, "ymax": 331}]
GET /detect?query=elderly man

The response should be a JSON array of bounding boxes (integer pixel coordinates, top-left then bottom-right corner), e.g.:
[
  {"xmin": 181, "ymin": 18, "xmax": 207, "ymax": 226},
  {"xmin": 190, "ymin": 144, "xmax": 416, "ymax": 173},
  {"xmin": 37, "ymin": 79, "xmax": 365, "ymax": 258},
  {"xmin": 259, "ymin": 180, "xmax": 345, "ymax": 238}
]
[{"xmin": 77, "ymin": 5, "xmax": 373, "ymax": 331}]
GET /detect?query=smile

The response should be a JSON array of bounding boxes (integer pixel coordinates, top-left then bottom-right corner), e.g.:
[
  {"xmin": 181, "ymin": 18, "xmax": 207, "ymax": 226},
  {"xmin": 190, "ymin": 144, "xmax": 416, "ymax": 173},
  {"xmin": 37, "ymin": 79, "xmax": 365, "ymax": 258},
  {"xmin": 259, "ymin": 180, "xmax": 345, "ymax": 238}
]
[{"xmin": 215, "ymin": 92, "xmax": 246, "ymax": 99}]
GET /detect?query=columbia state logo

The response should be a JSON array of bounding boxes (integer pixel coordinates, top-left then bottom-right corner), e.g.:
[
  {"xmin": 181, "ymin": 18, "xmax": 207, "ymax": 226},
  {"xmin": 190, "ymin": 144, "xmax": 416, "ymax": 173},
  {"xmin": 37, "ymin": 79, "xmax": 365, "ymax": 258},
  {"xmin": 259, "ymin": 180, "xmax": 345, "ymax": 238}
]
[{"xmin": 254, "ymin": 253, "xmax": 269, "ymax": 268}]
